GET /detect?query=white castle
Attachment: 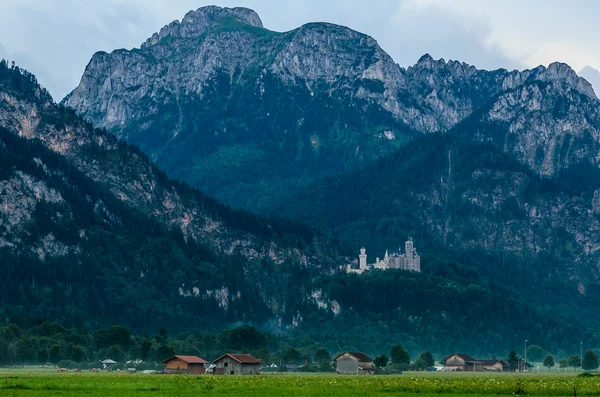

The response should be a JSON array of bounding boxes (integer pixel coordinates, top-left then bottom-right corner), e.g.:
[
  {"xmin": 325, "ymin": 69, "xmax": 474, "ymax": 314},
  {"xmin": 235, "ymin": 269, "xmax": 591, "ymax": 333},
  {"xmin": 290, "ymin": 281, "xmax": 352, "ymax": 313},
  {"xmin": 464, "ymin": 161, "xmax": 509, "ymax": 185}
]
[{"xmin": 347, "ymin": 238, "xmax": 421, "ymax": 274}]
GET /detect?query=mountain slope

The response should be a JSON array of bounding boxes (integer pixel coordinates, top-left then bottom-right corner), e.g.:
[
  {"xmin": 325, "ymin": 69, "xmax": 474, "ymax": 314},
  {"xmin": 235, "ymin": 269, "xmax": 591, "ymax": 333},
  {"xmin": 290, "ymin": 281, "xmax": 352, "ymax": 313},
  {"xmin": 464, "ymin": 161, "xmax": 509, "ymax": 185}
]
[
  {"xmin": 277, "ymin": 111, "xmax": 600, "ymax": 289},
  {"xmin": 4, "ymin": 61, "xmax": 598, "ymax": 354},
  {"xmin": 63, "ymin": 7, "xmax": 414, "ymax": 211},
  {"xmin": 580, "ymin": 66, "xmax": 600, "ymax": 97},
  {"xmin": 63, "ymin": 6, "xmax": 599, "ymax": 213},
  {"xmin": 0, "ymin": 60, "xmax": 345, "ymax": 330}
]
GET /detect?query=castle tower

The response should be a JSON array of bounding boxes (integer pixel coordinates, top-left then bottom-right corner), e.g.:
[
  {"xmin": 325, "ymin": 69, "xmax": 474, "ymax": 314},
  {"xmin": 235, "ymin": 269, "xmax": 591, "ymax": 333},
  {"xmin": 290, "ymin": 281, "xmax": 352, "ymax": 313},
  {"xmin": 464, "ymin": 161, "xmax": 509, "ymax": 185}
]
[
  {"xmin": 359, "ymin": 248, "xmax": 367, "ymax": 270},
  {"xmin": 405, "ymin": 238, "xmax": 414, "ymax": 270},
  {"xmin": 414, "ymin": 251, "xmax": 421, "ymax": 272}
]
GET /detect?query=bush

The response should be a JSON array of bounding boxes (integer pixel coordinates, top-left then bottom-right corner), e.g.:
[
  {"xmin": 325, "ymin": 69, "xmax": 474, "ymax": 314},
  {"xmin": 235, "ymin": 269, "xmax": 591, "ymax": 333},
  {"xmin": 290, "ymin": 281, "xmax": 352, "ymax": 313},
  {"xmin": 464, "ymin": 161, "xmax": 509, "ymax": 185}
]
[{"xmin": 56, "ymin": 360, "xmax": 77, "ymax": 369}]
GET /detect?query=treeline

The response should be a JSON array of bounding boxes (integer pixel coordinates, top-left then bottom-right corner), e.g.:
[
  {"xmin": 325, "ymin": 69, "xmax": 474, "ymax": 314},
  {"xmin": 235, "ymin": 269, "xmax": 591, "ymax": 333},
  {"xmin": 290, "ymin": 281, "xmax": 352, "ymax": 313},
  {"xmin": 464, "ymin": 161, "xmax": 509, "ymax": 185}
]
[{"xmin": 0, "ymin": 323, "xmax": 334, "ymax": 371}]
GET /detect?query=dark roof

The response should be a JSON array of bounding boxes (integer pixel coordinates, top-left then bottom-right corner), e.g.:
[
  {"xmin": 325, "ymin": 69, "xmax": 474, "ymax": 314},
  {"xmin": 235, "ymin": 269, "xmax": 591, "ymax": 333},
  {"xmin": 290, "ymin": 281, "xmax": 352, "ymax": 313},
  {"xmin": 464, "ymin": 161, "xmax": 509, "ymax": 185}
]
[
  {"xmin": 481, "ymin": 360, "xmax": 508, "ymax": 366},
  {"xmin": 163, "ymin": 355, "xmax": 208, "ymax": 364},
  {"xmin": 334, "ymin": 352, "xmax": 373, "ymax": 362},
  {"xmin": 444, "ymin": 353, "xmax": 479, "ymax": 363},
  {"xmin": 213, "ymin": 353, "xmax": 261, "ymax": 364}
]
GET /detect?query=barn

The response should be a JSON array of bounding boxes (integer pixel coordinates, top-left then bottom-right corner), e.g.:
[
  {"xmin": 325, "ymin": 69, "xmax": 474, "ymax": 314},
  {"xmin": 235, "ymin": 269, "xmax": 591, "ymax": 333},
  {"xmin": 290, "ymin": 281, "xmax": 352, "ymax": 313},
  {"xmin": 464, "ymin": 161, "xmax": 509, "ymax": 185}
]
[
  {"xmin": 213, "ymin": 353, "xmax": 261, "ymax": 375},
  {"xmin": 163, "ymin": 355, "xmax": 208, "ymax": 374},
  {"xmin": 443, "ymin": 354, "xmax": 483, "ymax": 371},
  {"xmin": 334, "ymin": 352, "xmax": 374, "ymax": 374},
  {"xmin": 481, "ymin": 360, "xmax": 509, "ymax": 371}
]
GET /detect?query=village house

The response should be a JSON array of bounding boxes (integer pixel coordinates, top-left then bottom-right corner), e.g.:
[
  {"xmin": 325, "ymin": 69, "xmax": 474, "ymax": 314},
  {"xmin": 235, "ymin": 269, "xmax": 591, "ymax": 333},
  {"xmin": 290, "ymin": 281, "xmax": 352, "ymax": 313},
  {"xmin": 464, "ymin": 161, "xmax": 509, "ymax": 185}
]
[
  {"xmin": 213, "ymin": 353, "xmax": 261, "ymax": 375},
  {"xmin": 162, "ymin": 355, "xmax": 208, "ymax": 374},
  {"xmin": 443, "ymin": 354, "xmax": 508, "ymax": 372},
  {"xmin": 481, "ymin": 360, "xmax": 509, "ymax": 371},
  {"xmin": 443, "ymin": 354, "xmax": 483, "ymax": 372},
  {"xmin": 334, "ymin": 352, "xmax": 375, "ymax": 375}
]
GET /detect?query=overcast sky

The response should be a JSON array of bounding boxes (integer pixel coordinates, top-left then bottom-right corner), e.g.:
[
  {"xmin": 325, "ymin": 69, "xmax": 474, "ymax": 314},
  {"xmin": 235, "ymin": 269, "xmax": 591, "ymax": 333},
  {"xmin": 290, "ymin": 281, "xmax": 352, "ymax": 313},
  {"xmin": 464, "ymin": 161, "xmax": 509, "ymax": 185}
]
[{"xmin": 1, "ymin": 0, "xmax": 598, "ymax": 100}]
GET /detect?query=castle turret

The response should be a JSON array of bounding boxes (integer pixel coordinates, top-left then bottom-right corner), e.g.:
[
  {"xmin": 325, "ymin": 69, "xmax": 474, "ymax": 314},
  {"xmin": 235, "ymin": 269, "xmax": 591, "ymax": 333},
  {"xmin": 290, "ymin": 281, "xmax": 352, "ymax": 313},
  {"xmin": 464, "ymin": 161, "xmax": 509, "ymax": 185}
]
[
  {"xmin": 405, "ymin": 238, "xmax": 414, "ymax": 270},
  {"xmin": 414, "ymin": 250, "xmax": 421, "ymax": 272},
  {"xmin": 359, "ymin": 247, "xmax": 367, "ymax": 270}
]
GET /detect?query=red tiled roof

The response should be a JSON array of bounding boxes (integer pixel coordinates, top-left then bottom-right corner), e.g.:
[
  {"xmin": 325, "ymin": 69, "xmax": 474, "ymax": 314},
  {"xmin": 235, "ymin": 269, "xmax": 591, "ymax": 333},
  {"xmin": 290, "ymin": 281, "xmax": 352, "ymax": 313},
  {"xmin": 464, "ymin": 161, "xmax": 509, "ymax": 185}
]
[
  {"xmin": 213, "ymin": 353, "xmax": 261, "ymax": 364},
  {"xmin": 163, "ymin": 355, "xmax": 208, "ymax": 364}
]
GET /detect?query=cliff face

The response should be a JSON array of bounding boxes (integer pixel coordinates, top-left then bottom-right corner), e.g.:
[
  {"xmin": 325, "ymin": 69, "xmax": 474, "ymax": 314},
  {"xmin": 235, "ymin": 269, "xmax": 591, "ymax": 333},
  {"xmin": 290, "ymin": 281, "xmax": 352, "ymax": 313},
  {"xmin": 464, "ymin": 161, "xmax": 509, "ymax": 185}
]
[
  {"xmin": 63, "ymin": 7, "xmax": 600, "ymax": 213},
  {"xmin": 0, "ymin": 62, "xmax": 345, "ymax": 329}
]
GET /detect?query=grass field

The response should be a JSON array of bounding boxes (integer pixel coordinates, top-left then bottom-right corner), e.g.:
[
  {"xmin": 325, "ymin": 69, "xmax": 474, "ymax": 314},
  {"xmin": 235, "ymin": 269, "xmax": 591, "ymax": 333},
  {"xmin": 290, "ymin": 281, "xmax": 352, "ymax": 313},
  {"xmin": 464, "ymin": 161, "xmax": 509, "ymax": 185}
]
[{"xmin": 0, "ymin": 368, "xmax": 596, "ymax": 396}]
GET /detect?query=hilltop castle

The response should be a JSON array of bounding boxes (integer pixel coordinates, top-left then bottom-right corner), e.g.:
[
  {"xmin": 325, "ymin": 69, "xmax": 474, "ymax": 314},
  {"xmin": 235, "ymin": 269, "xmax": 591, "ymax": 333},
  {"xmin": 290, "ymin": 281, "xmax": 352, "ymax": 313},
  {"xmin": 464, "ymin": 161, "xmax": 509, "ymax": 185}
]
[{"xmin": 347, "ymin": 238, "xmax": 421, "ymax": 274}]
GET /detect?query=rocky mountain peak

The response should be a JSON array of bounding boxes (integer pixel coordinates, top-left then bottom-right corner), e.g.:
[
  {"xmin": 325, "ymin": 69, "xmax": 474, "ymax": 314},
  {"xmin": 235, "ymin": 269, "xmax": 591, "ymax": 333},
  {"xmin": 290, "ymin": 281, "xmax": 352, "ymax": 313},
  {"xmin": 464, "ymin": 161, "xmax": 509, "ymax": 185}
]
[
  {"xmin": 545, "ymin": 61, "xmax": 597, "ymax": 99},
  {"xmin": 502, "ymin": 62, "xmax": 597, "ymax": 100},
  {"xmin": 416, "ymin": 53, "xmax": 434, "ymax": 65},
  {"xmin": 141, "ymin": 6, "xmax": 264, "ymax": 48},
  {"xmin": 410, "ymin": 54, "xmax": 480, "ymax": 79}
]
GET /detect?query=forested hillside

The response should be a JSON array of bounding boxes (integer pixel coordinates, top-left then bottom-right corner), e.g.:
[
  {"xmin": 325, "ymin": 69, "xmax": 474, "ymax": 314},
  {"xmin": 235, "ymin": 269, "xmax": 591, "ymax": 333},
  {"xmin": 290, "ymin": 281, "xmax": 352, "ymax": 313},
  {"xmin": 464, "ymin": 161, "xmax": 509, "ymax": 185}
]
[
  {"xmin": 0, "ymin": 60, "xmax": 343, "ymax": 331},
  {"xmin": 2, "ymin": 61, "xmax": 597, "ymax": 355}
]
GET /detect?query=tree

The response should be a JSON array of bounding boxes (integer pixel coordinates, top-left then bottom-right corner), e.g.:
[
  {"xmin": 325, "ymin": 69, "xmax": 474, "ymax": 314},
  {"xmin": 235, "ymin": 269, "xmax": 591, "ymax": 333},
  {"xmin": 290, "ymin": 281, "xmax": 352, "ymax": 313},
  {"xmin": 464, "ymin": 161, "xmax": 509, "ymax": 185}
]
[
  {"xmin": 374, "ymin": 354, "xmax": 389, "ymax": 368},
  {"xmin": 94, "ymin": 326, "xmax": 132, "ymax": 351},
  {"xmin": 37, "ymin": 348, "xmax": 48, "ymax": 364},
  {"xmin": 16, "ymin": 337, "xmax": 35, "ymax": 363},
  {"xmin": 155, "ymin": 345, "xmax": 174, "ymax": 362},
  {"xmin": 558, "ymin": 359, "xmax": 567, "ymax": 368},
  {"xmin": 314, "ymin": 348, "xmax": 331, "ymax": 364},
  {"xmin": 0, "ymin": 341, "xmax": 7, "ymax": 365},
  {"xmin": 140, "ymin": 339, "xmax": 152, "ymax": 361},
  {"xmin": 416, "ymin": 351, "xmax": 435, "ymax": 369},
  {"xmin": 568, "ymin": 355, "xmax": 582, "ymax": 368},
  {"xmin": 507, "ymin": 350, "xmax": 519, "ymax": 371},
  {"xmin": 49, "ymin": 344, "xmax": 61, "ymax": 365},
  {"xmin": 582, "ymin": 350, "xmax": 599, "ymax": 371},
  {"xmin": 318, "ymin": 360, "xmax": 333, "ymax": 372},
  {"xmin": 106, "ymin": 345, "xmax": 125, "ymax": 363},
  {"xmin": 526, "ymin": 345, "xmax": 546, "ymax": 363},
  {"xmin": 281, "ymin": 347, "xmax": 303, "ymax": 365},
  {"xmin": 543, "ymin": 354, "xmax": 554, "ymax": 370},
  {"xmin": 391, "ymin": 345, "xmax": 410, "ymax": 368},
  {"xmin": 70, "ymin": 345, "xmax": 87, "ymax": 362}
]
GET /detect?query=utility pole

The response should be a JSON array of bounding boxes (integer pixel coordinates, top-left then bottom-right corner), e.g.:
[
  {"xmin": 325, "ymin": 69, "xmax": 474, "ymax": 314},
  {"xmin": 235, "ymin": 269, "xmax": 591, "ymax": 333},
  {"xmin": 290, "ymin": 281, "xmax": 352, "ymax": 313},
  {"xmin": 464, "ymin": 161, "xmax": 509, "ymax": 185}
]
[{"xmin": 524, "ymin": 340, "xmax": 528, "ymax": 372}]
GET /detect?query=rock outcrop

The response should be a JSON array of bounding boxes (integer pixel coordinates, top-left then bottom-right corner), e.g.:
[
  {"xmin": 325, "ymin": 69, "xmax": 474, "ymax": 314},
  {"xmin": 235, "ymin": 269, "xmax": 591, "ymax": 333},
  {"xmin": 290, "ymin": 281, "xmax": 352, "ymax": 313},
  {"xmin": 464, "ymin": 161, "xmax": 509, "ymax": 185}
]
[{"xmin": 63, "ymin": 6, "xmax": 600, "ymax": 212}]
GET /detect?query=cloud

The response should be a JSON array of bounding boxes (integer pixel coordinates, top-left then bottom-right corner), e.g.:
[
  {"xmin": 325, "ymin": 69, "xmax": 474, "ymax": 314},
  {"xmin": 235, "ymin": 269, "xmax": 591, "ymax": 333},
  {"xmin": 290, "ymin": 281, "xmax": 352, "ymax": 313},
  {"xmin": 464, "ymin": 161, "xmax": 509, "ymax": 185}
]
[{"xmin": 382, "ymin": 1, "xmax": 522, "ymax": 70}]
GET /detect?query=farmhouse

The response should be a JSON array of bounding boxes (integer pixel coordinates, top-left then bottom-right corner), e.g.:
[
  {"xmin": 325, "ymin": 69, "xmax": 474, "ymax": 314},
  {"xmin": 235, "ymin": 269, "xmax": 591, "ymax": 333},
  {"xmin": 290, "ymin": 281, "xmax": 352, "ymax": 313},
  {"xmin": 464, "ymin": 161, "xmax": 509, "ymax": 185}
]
[
  {"xmin": 443, "ymin": 354, "xmax": 508, "ymax": 372},
  {"xmin": 213, "ymin": 353, "xmax": 261, "ymax": 375},
  {"xmin": 443, "ymin": 354, "xmax": 484, "ymax": 372},
  {"xmin": 162, "ymin": 355, "xmax": 208, "ymax": 374},
  {"xmin": 481, "ymin": 360, "xmax": 509, "ymax": 371},
  {"xmin": 334, "ymin": 352, "xmax": 374, "ymax": 375}
]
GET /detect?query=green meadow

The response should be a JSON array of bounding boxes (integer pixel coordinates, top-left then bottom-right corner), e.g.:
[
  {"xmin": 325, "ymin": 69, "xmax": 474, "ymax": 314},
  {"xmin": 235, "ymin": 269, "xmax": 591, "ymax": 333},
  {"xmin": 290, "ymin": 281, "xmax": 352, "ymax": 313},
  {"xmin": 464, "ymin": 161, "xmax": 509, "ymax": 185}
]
[{"xmin": 0, "ymin": 369, "xmax": 597, "ymax": 396}]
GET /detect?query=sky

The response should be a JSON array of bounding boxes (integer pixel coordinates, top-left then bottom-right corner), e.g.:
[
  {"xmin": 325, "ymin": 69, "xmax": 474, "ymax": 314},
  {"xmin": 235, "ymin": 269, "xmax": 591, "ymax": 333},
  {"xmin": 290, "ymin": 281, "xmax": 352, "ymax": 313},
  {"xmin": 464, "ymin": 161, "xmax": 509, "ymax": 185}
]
[{"xmin": 0, "ymin": 0, "xmax": 598, "ymax": 100}]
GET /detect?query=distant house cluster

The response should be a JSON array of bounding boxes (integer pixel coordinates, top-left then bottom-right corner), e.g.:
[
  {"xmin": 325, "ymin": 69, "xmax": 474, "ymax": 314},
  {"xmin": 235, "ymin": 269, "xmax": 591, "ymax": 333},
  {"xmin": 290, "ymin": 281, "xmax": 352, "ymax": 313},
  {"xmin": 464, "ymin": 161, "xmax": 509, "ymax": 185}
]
[
  {"xmin": 443, "ymin": 354, "xmax": 508, "ymax": 372},
  {"xmin": 347, "ymin": 238, "xmax": 421, "ymax": 274},
  {"xmin": 163, "ymin": 353, "xmax": 261, "ymax": 375}
]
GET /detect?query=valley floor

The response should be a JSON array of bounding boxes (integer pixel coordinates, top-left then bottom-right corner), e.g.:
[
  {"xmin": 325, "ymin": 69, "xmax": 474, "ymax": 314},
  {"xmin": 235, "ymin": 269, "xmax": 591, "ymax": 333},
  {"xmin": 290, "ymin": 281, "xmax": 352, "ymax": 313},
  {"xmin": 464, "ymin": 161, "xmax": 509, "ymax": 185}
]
[{"xmin": 0, "ymin": 369, "xmax": 594, "ymax": 396}]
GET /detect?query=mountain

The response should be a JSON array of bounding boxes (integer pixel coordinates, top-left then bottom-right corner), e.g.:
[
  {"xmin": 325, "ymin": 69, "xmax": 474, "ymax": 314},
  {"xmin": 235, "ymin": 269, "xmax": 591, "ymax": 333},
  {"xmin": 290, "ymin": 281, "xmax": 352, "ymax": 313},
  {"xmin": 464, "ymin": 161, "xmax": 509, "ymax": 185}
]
[
  {"xmin": 58, "ymin": 7, "xmax": 505, "ymax": 212},
  {"xmin": 580, "ymin": 66, "xmax": 600, "ymax": 96},
  {"xmin": 274, "ymin": 109, "xmax": 600, "ymax": 352},
  {"xmin": 4, "ymin": 61, "xmax": 597, "ymax": 354},
  {"xmin": 63, "ymin": 6, "xmax": 599, "ymax": 214},
  {"xmin": 275, "ymin": 59, "xmax": 600, "ymax": 284},
  {"xmin": 0, "ymin": 60, "xmax": 344, "ymax": 330}
]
